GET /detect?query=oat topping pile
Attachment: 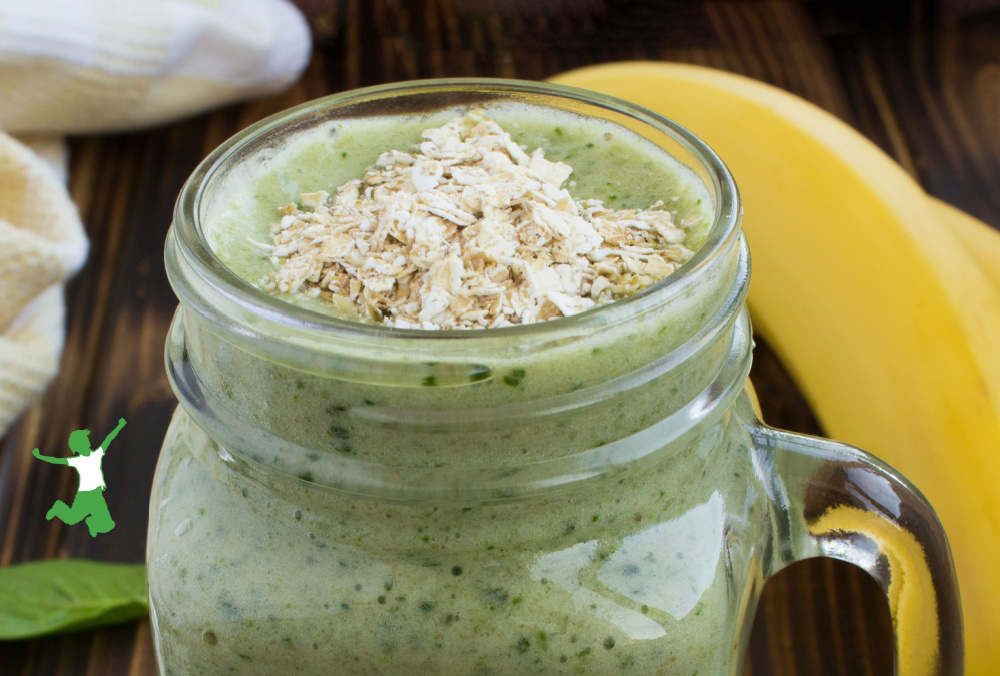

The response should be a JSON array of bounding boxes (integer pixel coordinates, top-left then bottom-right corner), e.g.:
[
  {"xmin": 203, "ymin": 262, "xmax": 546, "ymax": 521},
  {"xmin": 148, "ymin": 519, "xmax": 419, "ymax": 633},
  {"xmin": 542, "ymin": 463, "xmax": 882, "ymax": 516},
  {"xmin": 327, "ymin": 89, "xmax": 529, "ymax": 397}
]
[{"xmin": 253, "ymin": 110, "xmax": 697, "ymax": 329}]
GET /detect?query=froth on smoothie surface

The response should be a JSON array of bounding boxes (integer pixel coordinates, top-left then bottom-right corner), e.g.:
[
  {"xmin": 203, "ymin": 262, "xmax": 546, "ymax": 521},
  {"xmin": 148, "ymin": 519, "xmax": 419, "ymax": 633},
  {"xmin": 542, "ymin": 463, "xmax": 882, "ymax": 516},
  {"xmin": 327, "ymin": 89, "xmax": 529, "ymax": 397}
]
[{"xmin": 205, "ymin": 105, "xmax": 715, "ymax": 329}]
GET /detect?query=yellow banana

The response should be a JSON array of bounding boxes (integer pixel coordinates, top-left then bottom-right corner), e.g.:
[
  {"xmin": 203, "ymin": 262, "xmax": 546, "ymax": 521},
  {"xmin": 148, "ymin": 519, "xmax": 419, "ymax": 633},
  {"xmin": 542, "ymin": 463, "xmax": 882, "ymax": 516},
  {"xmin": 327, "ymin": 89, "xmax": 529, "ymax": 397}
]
[
  {"xmin": 934, "ymin": 198, "xmax": 1000, "ymax": 293},
  {"xmin": 550, "ymin": 62, "xmax": 1000, "ymax": 674}
]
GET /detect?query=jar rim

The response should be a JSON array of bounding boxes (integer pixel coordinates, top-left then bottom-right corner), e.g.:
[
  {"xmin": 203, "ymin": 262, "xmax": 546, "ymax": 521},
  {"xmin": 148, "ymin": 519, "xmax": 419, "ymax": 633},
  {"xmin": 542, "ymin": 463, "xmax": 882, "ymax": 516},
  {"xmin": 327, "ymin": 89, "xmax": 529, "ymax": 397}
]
[{"xmin": 169, "ymin": 77, "xmax": 741, "ymax": 346}]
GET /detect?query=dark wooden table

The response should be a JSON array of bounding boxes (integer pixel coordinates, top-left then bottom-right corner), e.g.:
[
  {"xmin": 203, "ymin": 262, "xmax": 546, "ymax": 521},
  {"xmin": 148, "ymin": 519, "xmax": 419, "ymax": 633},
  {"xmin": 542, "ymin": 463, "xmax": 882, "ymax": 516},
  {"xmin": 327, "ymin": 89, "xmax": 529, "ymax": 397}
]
[{"xmin": 3, "ymin": 1, "xmax": 998, "ymax": 673}]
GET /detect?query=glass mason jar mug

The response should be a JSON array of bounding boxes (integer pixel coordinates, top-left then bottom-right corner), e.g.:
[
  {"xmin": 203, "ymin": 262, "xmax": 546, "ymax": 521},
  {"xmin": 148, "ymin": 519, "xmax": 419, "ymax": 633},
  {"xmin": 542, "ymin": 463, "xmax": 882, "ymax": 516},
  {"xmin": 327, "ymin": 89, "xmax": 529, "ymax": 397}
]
[{"xmin": 150, "ymin": 80, "xmax": 962, "ymax": 675}]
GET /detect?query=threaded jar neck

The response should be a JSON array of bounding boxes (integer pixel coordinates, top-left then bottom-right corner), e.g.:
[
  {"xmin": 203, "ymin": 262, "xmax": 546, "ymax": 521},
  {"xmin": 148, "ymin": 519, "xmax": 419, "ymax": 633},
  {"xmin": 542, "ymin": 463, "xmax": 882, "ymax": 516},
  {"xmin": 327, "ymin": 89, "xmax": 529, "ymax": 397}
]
[{"xmin": 164, "ymin": 79, "xmax": 748, "ymax": 503}]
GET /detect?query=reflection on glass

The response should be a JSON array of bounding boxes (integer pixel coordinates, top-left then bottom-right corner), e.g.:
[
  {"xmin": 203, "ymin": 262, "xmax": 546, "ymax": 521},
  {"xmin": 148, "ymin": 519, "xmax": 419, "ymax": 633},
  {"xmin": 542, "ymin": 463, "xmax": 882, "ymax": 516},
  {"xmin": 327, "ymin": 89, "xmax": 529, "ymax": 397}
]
[{"xmin": 530, "ymin": 492, "xmax": 725, "ymax": 640}]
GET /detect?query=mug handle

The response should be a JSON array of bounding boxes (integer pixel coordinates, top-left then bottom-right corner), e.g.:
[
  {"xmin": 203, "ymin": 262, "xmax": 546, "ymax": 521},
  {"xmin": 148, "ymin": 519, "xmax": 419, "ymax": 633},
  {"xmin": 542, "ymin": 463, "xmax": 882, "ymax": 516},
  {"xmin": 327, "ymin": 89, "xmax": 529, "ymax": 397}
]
[{"xmin": 741, "ymin": 395, "xmax": 964, "ymax": 675}]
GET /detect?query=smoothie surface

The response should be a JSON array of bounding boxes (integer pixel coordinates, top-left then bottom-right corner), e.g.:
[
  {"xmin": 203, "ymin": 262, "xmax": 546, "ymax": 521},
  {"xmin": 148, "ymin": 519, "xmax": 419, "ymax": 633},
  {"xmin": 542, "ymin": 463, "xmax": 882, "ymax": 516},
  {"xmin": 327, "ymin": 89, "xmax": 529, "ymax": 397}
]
[{"xmin": 204, "ymin": 104, "xmax": 714, "ymax": 325}]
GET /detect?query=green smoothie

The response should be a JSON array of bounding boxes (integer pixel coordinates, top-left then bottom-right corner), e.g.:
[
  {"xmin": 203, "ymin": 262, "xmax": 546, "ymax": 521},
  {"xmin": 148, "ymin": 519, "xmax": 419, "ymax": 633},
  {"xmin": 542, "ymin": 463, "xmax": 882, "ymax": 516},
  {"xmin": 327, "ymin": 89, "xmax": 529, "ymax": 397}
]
[
  {"xmin": 150, "ymin": 99, "xmax": 761, "ymax": 675},
  {"xmin": 205, "ymin": 104, "xmax": 713, "ymax": 322}
]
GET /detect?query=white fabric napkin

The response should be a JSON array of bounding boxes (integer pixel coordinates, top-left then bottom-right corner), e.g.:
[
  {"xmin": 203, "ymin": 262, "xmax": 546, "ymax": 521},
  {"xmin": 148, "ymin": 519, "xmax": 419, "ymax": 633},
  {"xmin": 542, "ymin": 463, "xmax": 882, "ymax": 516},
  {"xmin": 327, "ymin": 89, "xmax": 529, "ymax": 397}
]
[
  {"xmin": 0, "ymin": 0, "xmax": 311, "ymax": 133},
  {"xmin": 0, "ymin": 0, "xmax": 311, "ymax": 435}
]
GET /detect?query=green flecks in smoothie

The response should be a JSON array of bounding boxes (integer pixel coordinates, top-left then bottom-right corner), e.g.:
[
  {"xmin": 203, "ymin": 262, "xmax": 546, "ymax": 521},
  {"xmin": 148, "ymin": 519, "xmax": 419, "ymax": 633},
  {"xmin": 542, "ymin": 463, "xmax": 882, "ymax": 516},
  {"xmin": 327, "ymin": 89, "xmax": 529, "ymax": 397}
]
[
  {"xmin": 502, "ymin": 368, "xmax": 526, "ymax": 387},
  {"xmin": 296, "ymin": 471, "xmax": 314, "ymax": 482},
  {"xmin": 327, "ymin": 404, "xmax": 348, "ymax": 414},
  {"xmin": 586, "ymin": 142, "xmax": 595, "ymax": 148},
  {"xmin": 693, "ymin": 601, "xmax": 706, "ymax": 616},
  {"xmin": 295, "ymin": 379, "xmax": 304, "ymax": 390},
  {"xmin": 469, "ymin": 365, "xmax": 492, "ymax": 383},
  {"xmin": 562, "ymin": 522, "xmax": 576, "ymax": 535},
  {"xmin": 335, "ymin": 441, "xmax": 354, "ymax": 455},
  {"xmin": 328, "ymin": 425, "xmax": 350, "ymax": 440},
  {"xmin": 577, "ymin": 647, "xmax": 592, "ymax": 658},
  {"xmin": 418, "ymin": 601, "xmax": 436, "ymax": 613},
  {"xmin": 422, "ymin": 375, "xmax": 437, "ymax": 387},
  {"xmin": 481, "ymin": 587, "xmax": 510, "ymax": 608},
  {"xmin": 218, "ymin": 599, "xmax": 238, "ymax": 619},
  {"xmin": 596, "ymin": 544, "xmax": 617, "ymax": 561},
  {"xmin": 515, "ymin": 636, "xmax": 531, "ymax": 654},
  {"xmin": 238, "ymin": 653, "xmax": 253, "ymax": 662}
]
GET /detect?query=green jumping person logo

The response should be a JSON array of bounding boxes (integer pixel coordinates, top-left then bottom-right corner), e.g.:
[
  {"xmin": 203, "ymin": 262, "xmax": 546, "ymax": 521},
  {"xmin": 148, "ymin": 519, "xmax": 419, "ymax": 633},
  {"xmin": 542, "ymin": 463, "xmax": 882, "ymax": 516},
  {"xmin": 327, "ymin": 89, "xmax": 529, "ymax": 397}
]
[{"xmin": 32, "ymin": 418, "xmax": 126, "ymax": 537}]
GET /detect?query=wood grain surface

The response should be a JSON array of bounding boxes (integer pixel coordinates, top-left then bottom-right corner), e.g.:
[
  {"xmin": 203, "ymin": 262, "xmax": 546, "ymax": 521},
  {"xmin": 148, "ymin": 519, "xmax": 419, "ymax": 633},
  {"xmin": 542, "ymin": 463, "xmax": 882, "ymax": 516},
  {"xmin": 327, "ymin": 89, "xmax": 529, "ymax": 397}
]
[{"xmin": 2, "ymin": 0, "xmax": 998, "ymax": 673}]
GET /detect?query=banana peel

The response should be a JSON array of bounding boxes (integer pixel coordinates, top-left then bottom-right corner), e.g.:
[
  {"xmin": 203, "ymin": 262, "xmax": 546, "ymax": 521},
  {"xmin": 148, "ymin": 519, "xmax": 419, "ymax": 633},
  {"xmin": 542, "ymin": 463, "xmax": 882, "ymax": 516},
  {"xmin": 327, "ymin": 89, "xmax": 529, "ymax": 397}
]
[
  {"xmin": 550, "ymin": 62, "xmax": 1000, "ymax": 674},
  {"xmin": 935, "ymin": 198, "xmax": 1000, "ymax": 293}
]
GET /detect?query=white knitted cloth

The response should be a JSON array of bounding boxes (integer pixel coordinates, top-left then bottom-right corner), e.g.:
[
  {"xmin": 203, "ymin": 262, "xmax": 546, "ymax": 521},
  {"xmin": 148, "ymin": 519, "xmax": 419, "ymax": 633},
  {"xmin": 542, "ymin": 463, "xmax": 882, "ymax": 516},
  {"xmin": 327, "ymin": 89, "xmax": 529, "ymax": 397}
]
[
  {"xmin": 0, "ymin": 0, "xmax": 311, "ymax": 435},
  {"xmin": 0, "ymin": 0, "xmax": 311, "ymax": 133}
]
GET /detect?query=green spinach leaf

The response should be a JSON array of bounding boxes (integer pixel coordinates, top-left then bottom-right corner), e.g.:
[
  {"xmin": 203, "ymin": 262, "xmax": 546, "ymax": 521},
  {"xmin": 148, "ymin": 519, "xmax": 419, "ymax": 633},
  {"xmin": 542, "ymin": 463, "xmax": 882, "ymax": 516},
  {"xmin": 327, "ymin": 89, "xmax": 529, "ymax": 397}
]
[{"xmin": 0, "ymin": 559, "xmax": 147, "ymax": 640}]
